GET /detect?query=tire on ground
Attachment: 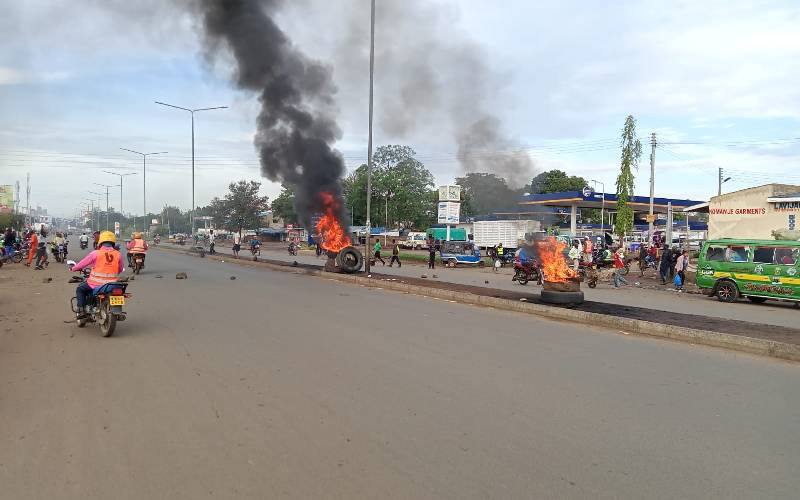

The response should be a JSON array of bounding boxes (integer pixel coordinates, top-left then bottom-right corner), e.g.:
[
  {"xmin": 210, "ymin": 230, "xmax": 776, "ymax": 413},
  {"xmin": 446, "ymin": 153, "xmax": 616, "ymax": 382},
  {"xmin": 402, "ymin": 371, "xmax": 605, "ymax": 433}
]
[
  {"xmin": 540, "ymin": 290, "xmax": 585, "ymax": 304},
  {"xmin": 336, "ymin": 246, "xmax": 363, "ymax": 274}
]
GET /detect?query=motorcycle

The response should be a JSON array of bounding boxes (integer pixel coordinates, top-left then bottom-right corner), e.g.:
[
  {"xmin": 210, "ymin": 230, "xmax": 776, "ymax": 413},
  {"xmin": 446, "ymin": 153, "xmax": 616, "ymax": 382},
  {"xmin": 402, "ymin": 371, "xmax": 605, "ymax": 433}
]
[
  {"xmin": 80, "ymin": 239, "xmax": 88, "ymax": 250},
  {"xmin": 153, "ymin": 235, "xmax": 161, "ymax": 245},
  {"xmin": 0, "ymin": 247, "xmax": 24, "ymax": 267},
  {"xmin": 50, "ymin": 242, "xmax": 67, "ymax": 263},
  {"xmin": 251, "ymin": 243, "xmax": 261, "ymax": 261},
  {"xmin": 130, "ymin": 253, "xmax": 146, "ymax": 274},
  {"xmin": 288, "ymin": 243, "xmax": 298, "ymax": 256},
  {"xmin": 67, "ymin": 261, "xmax": 129, "ymax": 337},
  {"xmin": 512, "ymin": 258, "xmax": 543, "ymax": 286}
]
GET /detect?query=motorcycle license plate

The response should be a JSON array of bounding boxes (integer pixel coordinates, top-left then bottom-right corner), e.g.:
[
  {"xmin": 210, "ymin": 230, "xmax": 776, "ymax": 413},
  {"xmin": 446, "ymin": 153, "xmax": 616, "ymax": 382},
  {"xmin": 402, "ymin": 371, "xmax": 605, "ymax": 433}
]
[{"xmin": 109, "ymin": 296, "xmax": 125, "ymax": 306}]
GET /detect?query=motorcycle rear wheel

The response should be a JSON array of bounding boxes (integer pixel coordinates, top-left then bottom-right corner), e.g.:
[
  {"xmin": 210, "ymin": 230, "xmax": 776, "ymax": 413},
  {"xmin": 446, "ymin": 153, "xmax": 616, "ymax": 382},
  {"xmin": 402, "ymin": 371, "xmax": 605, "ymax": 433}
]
[
  {"xmin": 99, "ymin": 302, "xmax": 116, "ymax": 337},
  {"xmin": 515, "ymin": 271, "xmax": 529, "ymax": 285}
]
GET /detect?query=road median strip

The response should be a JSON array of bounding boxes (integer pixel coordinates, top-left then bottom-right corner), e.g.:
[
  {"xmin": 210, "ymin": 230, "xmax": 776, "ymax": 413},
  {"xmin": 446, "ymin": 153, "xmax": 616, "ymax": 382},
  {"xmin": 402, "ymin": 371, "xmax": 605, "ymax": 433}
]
[{"xmin": 156, "ymin": 244, "xmax": 800, "ymax": 362}]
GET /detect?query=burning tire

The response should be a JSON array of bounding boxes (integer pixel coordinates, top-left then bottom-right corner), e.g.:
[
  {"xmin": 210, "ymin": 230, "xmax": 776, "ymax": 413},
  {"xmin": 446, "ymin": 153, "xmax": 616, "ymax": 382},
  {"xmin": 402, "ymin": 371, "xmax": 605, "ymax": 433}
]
[
  {"xmin": 335, "ymin": 246, "xmax": 363, "ymax": 274},
  {"xmin": 540, "ymin": 289, "xmax": 584, "ymax": 304}
]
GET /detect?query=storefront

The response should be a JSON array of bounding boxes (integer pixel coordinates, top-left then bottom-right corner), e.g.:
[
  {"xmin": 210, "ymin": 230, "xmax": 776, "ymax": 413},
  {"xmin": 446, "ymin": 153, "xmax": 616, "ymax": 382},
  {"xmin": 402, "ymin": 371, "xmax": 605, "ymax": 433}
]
[{"xmin": 706, "ymin": 184, "xmax": 800, "ymax": 239}]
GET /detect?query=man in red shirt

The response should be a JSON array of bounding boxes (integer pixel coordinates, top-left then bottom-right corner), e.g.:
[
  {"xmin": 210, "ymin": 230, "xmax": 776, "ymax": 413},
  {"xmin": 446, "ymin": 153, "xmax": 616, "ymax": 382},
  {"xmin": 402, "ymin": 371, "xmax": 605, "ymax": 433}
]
[{"xmin": 613, "ymin": 247, "xmax": 628, "ymax": 288}]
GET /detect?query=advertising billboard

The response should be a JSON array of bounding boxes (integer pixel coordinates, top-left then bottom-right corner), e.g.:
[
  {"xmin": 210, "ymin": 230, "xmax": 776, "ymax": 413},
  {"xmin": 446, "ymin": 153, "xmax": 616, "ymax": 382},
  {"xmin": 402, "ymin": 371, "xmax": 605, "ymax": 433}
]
[{"xmin": 0, "ymin": 185, "xmax": 13, "ymax": 214}]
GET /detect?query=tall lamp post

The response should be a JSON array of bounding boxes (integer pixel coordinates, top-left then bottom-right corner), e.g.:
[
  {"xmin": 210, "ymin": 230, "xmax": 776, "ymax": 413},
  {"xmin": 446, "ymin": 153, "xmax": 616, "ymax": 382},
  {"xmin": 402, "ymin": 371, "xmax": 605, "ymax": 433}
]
[
  {"xmin": 88, "ymin": 192, "xmax": 104, "ymax": 231},
  {"xmin": 103, "ymin": 170, "xmax": 137, "ymax": 230},
  {"xmin": 93, "ymin": 184, "xmax": 119, "ymax": 231},
  {"xmin": 155, "ymin": 101, "xmax": 226, "ymax": 236},
  {"xmin": 120, "ymin": 149, "xmax": 166, "ymax": 235},
  {"xmin": 591, "ymin": 179, "xmax": 605, "ymax": 233},
  {"xmin": 364, "ymin": 0, "xmax": 376, "ymax": 275}
]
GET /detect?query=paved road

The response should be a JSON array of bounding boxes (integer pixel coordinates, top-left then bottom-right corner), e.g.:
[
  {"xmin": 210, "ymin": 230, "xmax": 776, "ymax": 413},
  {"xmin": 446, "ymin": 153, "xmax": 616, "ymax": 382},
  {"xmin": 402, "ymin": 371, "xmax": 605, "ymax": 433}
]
[
  {"xmin": 208, "ymin": 243, "xmax": 800, "ymax": 329},
  {"xmin": 2, "ymin": 247, "xmax": 799, "ymax": 499}
]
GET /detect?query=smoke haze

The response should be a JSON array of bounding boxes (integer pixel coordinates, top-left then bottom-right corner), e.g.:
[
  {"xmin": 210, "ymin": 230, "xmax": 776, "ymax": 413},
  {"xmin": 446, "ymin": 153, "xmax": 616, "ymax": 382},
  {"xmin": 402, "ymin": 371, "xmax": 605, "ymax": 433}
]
[
  {"xmin": 188, "ymin": 0, "xmax": 348, "ymax": 227},
  {"xmin": 331, "ymin": 0, "xmax": 536, "ymax": 188}
]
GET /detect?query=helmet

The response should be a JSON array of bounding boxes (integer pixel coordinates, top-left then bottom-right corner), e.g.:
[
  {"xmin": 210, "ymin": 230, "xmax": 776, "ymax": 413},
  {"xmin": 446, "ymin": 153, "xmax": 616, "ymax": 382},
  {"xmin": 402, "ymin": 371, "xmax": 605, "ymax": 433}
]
[
  {"xmin": 134, "ymin": 232, "xmax": 143, "ymax": 239},
  {"xmin": 98, "ymin": 230, "xmax": 116, "ymax": 246}
]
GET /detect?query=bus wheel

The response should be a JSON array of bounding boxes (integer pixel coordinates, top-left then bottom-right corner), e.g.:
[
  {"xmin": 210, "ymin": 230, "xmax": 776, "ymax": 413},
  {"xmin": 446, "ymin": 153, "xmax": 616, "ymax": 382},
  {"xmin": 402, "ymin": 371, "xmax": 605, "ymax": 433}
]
[
  {"xmin": 747, "ymin": 296, "xmax": 767, "ymax": 304},
  {"xmin": 716, "ymin": 281, "xmax": 739, "ymax": 303}
]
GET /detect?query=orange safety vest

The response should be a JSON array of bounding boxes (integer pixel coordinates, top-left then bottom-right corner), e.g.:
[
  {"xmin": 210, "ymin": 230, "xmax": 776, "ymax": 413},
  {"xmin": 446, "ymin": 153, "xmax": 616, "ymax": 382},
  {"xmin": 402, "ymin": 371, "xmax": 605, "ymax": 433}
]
[
  {"xmin": 584, "ymin": 240, "xmax": 593, "ymax": 253},
  {"xmin": 130, "ymin": 238, "xmax": 147, "ymax": 253},
  {"xmin": 88, "ymin": 246, "xmax": 121, "ymax": 288}
]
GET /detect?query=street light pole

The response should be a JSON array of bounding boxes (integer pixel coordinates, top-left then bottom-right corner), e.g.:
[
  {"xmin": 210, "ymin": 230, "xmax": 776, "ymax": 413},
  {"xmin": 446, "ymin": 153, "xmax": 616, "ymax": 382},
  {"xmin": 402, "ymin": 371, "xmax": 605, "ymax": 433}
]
[
  {"xmin": 155, "ymin": 101, "xmax": 226, "ymax": 236},
  {"xmin": 591, "ymin": 179, "xmax": 605, "ymax": 233},
  {"xmin": 120, "ymin": 149, "xmax": 167, "ymax": 234},
  {"xmin": 103, "ymin": 170, "xmax": 136, "ymax": 230},
  {"xmin": 88, "ymin": 192, "xmax": 104, "ymax": 232},
  {"xmin": 93, "ymin": 184, "xmax": 119, "ymax": 231},
  {"xmin": 364, "ymin": 0, "xmax": 376, "ymax": 275}
]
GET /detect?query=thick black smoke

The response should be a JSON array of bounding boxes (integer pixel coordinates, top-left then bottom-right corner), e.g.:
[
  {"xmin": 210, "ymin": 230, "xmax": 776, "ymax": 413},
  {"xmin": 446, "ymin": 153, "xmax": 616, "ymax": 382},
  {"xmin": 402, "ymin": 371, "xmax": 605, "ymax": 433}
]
[{"xmin": 191, "ymin": 0, "xmax": 347, "ymax": 228}]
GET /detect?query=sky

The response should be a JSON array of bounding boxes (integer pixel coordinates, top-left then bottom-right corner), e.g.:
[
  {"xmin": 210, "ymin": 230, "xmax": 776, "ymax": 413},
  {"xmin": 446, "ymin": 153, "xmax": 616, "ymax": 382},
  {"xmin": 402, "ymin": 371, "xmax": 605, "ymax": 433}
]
[{"xmin": 2, "ymin": 0, "xmax": 800, "ymax": 218}]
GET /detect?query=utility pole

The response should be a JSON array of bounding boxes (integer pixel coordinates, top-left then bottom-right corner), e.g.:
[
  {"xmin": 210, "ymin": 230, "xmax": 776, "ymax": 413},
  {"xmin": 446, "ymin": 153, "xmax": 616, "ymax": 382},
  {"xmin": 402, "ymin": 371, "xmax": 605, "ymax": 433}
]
[
  {"xmin": 25, "ymin": 173, "xmax": 30, "ymax": 228},
  {"xmin": 364, "ymin": 0, "xmax": 376, "ymax": 275},
  {"xmin": 120, "ymin": 149, "xmax": 167, "ymax": 234},
  {"xmin": 648, "ymin": 132, "xmax": 656, "ymax": 239}
]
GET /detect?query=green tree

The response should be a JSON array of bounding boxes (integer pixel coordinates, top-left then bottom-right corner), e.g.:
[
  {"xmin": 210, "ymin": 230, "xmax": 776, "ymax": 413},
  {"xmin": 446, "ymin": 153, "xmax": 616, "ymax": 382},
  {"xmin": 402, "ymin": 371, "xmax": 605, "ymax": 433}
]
[
  {"xmin": 270, "ymin": 185, "xmax": 298, "ymax": 225},
  {"xmin": 343, "ymin": 145, "xmax": 435, "ymax": 229},
  {"xmin": 615, "ymin": 115, "xmax": 642, "ymax": 239},
  {"xmin": 214, "ymin": 180, "xmax": 269, "ymax": 236},
  {"xmin": 454, "ymin": 173, "xmax": 521, "ymax": 215},
  {"xmin": 530, "ymin": 169, "xmax": 588, "ymax": 194}
]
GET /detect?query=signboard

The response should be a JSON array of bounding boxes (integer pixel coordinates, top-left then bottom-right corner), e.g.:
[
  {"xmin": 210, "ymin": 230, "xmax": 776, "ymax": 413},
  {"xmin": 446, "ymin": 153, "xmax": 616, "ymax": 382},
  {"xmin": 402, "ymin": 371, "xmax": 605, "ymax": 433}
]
[
  {"xmin": 644, "ymin": 214, "xmax": 657, "ymax": 223},
  {"xmin": 438, "ymin": 185, "xmax": 462, "ymax": 202},
  {"xmin": 114, "ymin": 221, "xmax": 120, "ymax": 236},
  {"xmin": 581, "ymin": 186, "xmax": 594, "ymax": 198},
  {"xmin": 437, "ymin": 201, "xmax": 460, "ymax": 224},
  {"xmin": 0, "ymin": 185, "xmax": 13, "ymax": 213}
]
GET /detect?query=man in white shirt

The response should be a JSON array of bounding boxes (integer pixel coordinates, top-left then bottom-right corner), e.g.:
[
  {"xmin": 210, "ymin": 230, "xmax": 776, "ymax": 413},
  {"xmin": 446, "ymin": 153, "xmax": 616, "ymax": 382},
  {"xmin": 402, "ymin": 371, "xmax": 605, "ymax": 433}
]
[
  {"xmin": 209, "ymin": 230, "xmax": 216, "ymax": 254},
  {"xmin": 232, "ymin": 232, "xmax": 241, "ymax": 258}
]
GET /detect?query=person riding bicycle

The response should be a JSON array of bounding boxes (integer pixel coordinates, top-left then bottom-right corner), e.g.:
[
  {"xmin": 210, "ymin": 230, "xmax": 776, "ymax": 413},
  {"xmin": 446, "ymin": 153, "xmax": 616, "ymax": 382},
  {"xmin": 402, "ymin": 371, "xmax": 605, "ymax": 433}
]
[
  {"xmin": 126, "ymin": 232, "xmax": 148, "ymax": 268},
  {"xmin": 70, "ymin": 230, "xmax": 124, "ymax": 319}
]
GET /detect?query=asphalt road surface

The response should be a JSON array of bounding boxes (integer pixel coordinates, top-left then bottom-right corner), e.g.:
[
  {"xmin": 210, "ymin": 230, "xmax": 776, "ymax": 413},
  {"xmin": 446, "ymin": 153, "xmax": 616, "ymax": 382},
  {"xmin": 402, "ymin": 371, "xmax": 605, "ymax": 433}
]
[
  {"xmin": 218, "ymin": 244, "xmax": 800, "ymax": 329},
  {"xmin": 1, "ymin": 247, "xmax": 799, "ymax": 499}
]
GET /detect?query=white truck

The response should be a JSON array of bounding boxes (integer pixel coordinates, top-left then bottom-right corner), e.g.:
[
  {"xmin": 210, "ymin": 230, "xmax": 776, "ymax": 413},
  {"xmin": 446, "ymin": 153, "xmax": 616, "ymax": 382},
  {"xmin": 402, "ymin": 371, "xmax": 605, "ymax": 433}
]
[
  {"xmin": 472, "ymin": 220, "xmax": 541, "ymax": 251},
  {"xmin": 400, "ymin": 231, "xmax": 428, "ymax": 249}
]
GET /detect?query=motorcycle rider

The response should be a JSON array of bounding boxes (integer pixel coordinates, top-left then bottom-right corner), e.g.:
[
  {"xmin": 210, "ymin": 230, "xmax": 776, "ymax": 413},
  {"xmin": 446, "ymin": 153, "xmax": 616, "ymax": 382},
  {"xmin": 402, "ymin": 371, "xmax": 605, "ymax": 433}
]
[
  {"xmin": 70, "ymin": 230, "xmax": 124, "ymax": 319},
  {"xmin": 127, "ymin": 232, "xmax": 148, "ymax": 269},
  {"xmin": 79, "ymin": 232, "xmax": 89, "ymax": 249}
]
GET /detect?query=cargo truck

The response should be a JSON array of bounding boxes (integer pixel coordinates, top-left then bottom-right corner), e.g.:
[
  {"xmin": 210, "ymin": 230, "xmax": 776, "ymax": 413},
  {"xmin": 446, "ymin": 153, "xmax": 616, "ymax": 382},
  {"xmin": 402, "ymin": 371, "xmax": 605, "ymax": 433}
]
[{"xmin": 472, "ymin": 220, "xmax": 541, "ymax": 251}]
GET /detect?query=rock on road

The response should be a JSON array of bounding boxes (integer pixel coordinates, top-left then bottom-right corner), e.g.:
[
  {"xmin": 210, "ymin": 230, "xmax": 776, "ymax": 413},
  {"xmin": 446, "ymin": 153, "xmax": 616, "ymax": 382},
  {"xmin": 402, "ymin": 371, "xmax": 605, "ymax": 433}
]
[{"xmin": 1, "ymin": 247, "xmax": 799, "ymax": 499}]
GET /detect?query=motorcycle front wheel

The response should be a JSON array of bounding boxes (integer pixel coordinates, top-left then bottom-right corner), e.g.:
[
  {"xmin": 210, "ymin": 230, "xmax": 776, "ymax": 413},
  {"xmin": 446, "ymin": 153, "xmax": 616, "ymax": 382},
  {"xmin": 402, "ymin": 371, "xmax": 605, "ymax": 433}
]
[{"xmin": 515, "ymin": 271, "xmax": 528, "ymax": 285}]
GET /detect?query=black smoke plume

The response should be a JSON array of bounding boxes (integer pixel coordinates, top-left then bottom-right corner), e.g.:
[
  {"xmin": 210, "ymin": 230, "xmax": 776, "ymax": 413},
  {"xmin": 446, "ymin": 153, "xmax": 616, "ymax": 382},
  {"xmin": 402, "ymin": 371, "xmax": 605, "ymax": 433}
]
[{"xmin": 191, "ymin": 0, "xmax": 347, "ymax": 228}]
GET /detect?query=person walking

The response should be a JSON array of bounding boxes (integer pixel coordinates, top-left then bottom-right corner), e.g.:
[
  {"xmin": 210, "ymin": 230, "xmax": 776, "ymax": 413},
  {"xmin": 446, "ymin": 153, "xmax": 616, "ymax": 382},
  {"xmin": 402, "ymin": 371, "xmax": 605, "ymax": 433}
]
[
  {"xmin": 34, "ymin": 228, "xmax": 49, "ymax": 270},
  {"xmin": 3, "ymin": 228, "xmax": 13, "ymax": 257},
  {"xmin": 613, "ymin": 247, "xmax": 628, "ymax": 288},
  {"xmin": 26, "ymin": 229, "xmax": 38, "ymax": 267},
  {"xmin": 669, "ymin": 245, "xmax": 679, "ymax": 280},
  {"xmin": 208, "ymin": 230, "xmax": 216, "ymax": 254},
  {"xmin": 232, "ymin": 232, "xmax": 241, "ymax": 258},
  {"xmin": 373, "ymin": 239, "xmax": 386, "ymax": 266},
  {"xmin": 389, "ymin": 239, "xmax": 401, "ymax": 267},
  {"xmin": 315, "ymin": 235, "xmax": 323, "ymax": 258},
  {"xmin": 568, "ymin": 240, "xmax": 581, "ymax": 270},
  {"xmin": 427, "ymin": 238, "xmax": 436, "ymax": 269},
  {"xmin": 582, "ymin": 236, "xmax": 593, "ymax": 263},
  {"xmin": 659, "ymin": 243, "xmax": 672, "ymax": 285},
  {"xmin": 675, "ymin": 249, "xmax": 689, "ymax": 292}
]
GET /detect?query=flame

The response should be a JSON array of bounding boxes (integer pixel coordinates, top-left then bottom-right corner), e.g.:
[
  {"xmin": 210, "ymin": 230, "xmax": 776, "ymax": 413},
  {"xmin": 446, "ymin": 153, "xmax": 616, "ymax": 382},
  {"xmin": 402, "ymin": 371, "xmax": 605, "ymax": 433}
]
[
  {"xmin": 316, "ymin": 192, "xmax": 352, "ymax": 252},
  {"xmin": 536, "ymin": 236, "xmax": 578, "ymax": 283}
]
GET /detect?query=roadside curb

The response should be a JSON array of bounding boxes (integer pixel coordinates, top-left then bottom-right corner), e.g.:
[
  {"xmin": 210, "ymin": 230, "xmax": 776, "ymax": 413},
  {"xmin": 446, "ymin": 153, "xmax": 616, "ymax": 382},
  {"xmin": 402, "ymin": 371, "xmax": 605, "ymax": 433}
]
[{"xmin": 157, "ymin": 245, "xmax": 800, "ymax": 363}]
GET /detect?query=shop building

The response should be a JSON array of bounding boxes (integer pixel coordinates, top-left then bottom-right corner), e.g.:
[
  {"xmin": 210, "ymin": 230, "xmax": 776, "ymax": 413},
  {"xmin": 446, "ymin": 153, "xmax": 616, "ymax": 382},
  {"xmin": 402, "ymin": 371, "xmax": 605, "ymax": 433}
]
[{"xmin": 699, "ymin": 184, "xmax": 800, "ymax": 239}]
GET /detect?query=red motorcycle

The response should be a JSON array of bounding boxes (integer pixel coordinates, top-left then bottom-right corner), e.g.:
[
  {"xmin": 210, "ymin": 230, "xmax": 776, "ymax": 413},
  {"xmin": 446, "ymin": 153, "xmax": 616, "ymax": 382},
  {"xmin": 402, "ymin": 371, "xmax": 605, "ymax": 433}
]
[{"xmin": 512, "ymin": 257, "xmax": 543, "ymax": 286}]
